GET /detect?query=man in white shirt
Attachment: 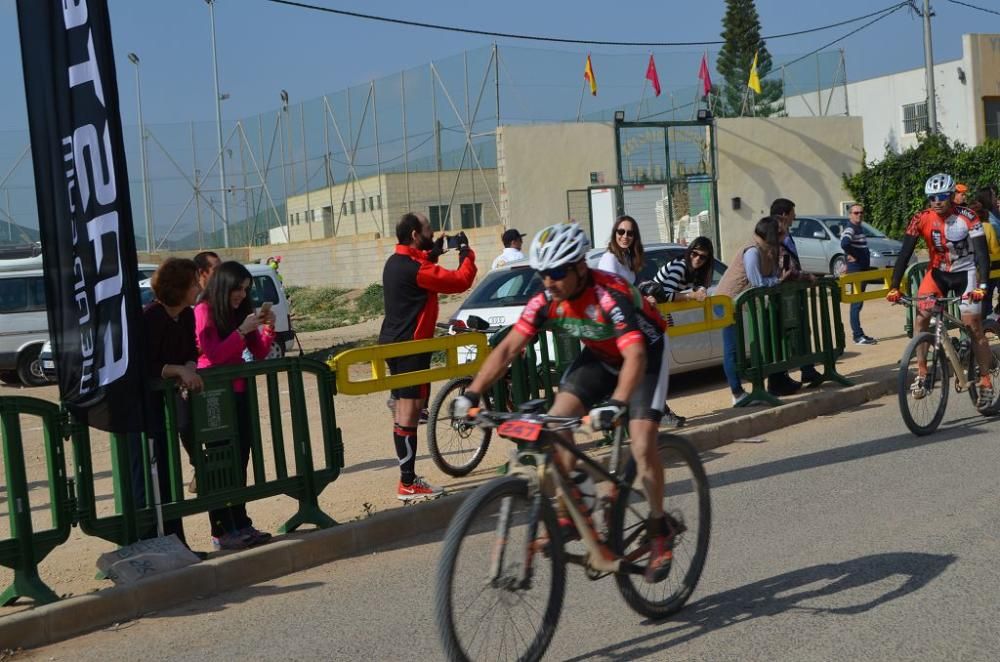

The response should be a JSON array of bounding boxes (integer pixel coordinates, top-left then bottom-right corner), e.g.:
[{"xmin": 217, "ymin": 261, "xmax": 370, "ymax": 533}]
[{"xmin": 491, "ymin": 229, "xmax": 527, "ymax": 270}]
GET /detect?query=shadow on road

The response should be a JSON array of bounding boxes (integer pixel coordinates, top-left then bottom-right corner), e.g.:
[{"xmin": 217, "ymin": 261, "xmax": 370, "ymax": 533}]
[
  {"xmin": 567, "ymin": 551, "xmax": 956, "ymax": 661},
  {"xmin": 146, "ymin": 581, "xmax": 327, "ymax": 619}
]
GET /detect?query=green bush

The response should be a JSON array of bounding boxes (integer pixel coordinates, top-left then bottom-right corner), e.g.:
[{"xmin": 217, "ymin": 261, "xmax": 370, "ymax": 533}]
[
  {"xmin": 843, "ymin": 134, "xmax": 1000, "ymax": 239},
  {"xmin": 287, "ymin": 283, "xmax": 384, "ymax": 332}
]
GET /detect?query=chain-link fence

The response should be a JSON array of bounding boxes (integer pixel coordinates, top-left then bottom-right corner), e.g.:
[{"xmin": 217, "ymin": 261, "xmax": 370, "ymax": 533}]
[{"xmin": 0, "ymin": 45, "xmax": 846, "ymax": 251}]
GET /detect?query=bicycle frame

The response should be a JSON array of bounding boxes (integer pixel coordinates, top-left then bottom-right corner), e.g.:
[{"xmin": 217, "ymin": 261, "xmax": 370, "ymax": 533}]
[{"xmin": 909, "ymin": 296, "xmax": 975, "ymax": 392}]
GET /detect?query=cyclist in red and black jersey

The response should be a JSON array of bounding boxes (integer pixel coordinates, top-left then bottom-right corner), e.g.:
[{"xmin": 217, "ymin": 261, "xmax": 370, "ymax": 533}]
[
  {"xmin": 452, "ymin": 222, "xmax": 675, "ymax": 583},
  {"xmin": 887, "ymin": 173, "xmax": 995, "ymax": 408}
]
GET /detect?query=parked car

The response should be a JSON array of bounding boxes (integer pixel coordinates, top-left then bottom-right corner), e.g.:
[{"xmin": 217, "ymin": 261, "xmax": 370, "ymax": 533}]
[
  {"xmin": 449, "ymin": 243, "xmax": 728, "ymax": 375},
  {"xmin": 790, "ymin": 215, "xmax": 915, "ymax": 276},
  {"xmin": 0, "ymin": 266, "xmax": 49, "ymax": 386}
]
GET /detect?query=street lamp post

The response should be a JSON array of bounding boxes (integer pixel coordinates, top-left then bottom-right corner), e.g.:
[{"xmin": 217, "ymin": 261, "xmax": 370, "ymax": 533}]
[
  {"xmin": 205, "ymin": 0, "xmax": 229, "ymax": 248},
  {"xmin": 127, "ymin": 52, "xmax": 152, "ymax": 253}
]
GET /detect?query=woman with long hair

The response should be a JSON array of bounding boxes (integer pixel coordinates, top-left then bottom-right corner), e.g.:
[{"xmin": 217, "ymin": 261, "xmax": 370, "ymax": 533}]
[
  {"xmin": 597, "ymin": 215, "xmax": 645, "ymax": 284},
  {"xmin": 647, "ymin": 236, "xmax": 715, "ymax": 303},
  {"xmin": 194, "ymin": 261, "xmax": 276, "ymax": 550}
]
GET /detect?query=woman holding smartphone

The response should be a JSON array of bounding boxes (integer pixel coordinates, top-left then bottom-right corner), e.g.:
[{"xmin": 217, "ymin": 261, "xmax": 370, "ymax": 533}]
[{"xmin": 194, "ymin": 261, "xmax": 276, "ymax": 550}]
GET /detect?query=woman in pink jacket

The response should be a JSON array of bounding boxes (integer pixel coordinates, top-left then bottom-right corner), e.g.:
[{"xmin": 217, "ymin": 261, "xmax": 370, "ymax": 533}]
[{"xmin": 194, "ymin": 261, "xmax": 276, "ymax": 550}]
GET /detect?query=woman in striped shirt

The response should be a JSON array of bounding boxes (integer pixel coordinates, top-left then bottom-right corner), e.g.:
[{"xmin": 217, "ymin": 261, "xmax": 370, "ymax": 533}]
[{"xmin": 647, "ymin": 236, "xmax": 715, "ymax": 303}]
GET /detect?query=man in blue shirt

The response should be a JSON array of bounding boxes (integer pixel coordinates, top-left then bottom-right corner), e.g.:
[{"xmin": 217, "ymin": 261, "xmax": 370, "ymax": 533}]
[{"xmin": 841, "ymin": 204, "xmax": 877, "ymax": 344}]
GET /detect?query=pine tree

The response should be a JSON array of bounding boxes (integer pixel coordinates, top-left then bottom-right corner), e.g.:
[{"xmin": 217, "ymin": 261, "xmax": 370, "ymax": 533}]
[{"xmin": 714, "ymin": 0, "xmax": 783, "ymax": 117}]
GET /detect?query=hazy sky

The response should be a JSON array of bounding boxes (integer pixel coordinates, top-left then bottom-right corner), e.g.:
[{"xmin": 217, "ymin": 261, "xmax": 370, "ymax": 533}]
[{"xmin": 0, "ymin": 0, "xmax": 990, "ymax": 130}]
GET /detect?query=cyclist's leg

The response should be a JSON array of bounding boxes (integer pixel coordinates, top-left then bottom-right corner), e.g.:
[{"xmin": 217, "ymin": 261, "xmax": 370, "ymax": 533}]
[
  {"xmin": 547, "ymin": 390, "xmax": 587, "ymax": 474},
  {"xmin": 957, "ymin": 271, "xmax": 994, "ymax": 381},
  {"xmin": 625, "ymin": 338, "xmax": 669, "ymax": 520},
  {"xmin": 555, "ymin": 350, "xmax": 614, "ymax": 474},
  {"xmin": 915, "ymin": 270, "xmax": 945, "ymax": 373}
]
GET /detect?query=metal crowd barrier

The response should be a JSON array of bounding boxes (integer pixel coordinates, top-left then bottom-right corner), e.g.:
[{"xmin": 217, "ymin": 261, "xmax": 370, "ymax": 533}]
[
  {"xmin": 659, "ymin": 294, "xmax": 734, "ymax": 337},
  {"xmin": 734, "ymin": 278, "xmax": 852, "ymax": 407},
  {"xmin": 0, "ymin": 357, "xmax": 343, "ymax": 605},
  {"xmin": 837, "ymin": 267, "xmax": 893, "ymax": 304}
]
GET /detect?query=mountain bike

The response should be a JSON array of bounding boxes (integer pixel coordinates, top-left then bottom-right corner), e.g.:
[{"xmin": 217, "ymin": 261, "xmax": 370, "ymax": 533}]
[
  {"xmin": 435, "ymin": 401, "xmax": 711, "ymax": 662},
  {"xmin": 896, "ymin": 294, "xmax": 1000, "ymax": 436}
]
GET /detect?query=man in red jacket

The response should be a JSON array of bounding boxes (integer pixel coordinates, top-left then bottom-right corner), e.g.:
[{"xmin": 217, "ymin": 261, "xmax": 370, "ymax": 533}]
[{"xmin": 379, "ymin": 212, "xmax": 477, "ymax": 499}]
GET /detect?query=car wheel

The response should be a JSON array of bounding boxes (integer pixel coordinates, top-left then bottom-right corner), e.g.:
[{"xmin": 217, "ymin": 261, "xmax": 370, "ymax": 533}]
[
  {"xmin": 266, "ymin": 341, "xmax": 286, "ymax": 360},
  {"xmin": 17, "ymin": 345, "xmax": 49, "ymax": 387},
  {"xmin": 830, "ymin": 255, "xmax": 847, "ymax": 277},
  {"xmin": 0, "ymin": 371, "xmax": 20, "ymax": 385}
]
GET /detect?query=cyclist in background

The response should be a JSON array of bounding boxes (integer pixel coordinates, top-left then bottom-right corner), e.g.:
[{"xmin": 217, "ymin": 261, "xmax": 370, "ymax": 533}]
[
  {"xmin": 451, "ymin": 222, "xmax": 675, "ymax": 583},
  {"xmin": 887, "ymin": 173, "xmax": 994, "ymax": 409}
]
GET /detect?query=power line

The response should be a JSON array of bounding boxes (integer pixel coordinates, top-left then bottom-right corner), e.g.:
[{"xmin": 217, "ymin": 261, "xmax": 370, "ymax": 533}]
[
  {"xmin": 772, "ymin": 3, "xmax": 910, "ymax": 71},
  {"xmin": 945, "ymin": 0, "xmax": 1000, "ymax": 17},
  {"xmin": 263, "ymin": 0, "xmax": 912, "ymax": 47}
]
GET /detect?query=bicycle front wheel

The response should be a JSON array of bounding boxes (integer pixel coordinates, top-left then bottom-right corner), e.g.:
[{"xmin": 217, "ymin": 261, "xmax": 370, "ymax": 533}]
[
  {"xmin": 898, "ymin": 331, "xmax": 949, "ymax": 436},
  {"xmin": 610, "ymin": 436, "xmax": 711, "ymax": 620},
  {"xmin": 436, "ymin": 476, "xmax": 565, "ymax": 662},
  {"xmin": 427, "ymin": 377, "xmax": 493, "ymax": 477}
]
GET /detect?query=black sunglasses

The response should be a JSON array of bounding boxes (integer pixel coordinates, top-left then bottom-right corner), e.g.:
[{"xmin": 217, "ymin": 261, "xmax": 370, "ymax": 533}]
[
  {"xmin": 616, "ymin": 228, "xmax": 635, "ymax": 238},
  {"xmin": 539, "ymin": 265, "xmax": 570, "ymax": 281}
]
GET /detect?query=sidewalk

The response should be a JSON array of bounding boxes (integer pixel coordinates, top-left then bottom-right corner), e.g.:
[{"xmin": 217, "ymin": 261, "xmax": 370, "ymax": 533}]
[{"xmin": 1, "ymin": 300, "xmax": 910, "ymax": 649}]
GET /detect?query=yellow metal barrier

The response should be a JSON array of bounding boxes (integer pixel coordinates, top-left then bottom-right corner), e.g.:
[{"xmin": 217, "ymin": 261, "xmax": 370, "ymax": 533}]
[
  {"xmin": 837, "ymin": 268, "xmax": 893, "ymax": 303},
  {"xmin": 660, "ymin": 295, "xmax": 734, "ymax": 338},
  {"xmin": 327, "ymin": 333, "xmax": 490, "ymax": 396}
]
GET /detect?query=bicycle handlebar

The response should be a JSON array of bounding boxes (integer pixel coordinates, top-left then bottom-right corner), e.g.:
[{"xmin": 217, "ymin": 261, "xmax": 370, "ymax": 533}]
[{"xmin": 467, "ymin": 407, "xmax": 587, "ymax": 432}]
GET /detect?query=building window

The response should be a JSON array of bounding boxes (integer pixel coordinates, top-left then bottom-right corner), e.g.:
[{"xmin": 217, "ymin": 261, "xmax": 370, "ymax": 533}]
[
  {"xmin": 986, "ymin": 98, "xmax": 1000, "ymax": 141},
  {"xmin": 460, "ymin": 203, "xmax": 483, "ymax": 229},
  {"xmin": 377, "ymin": 194, "xmax": 382, "ymax": 209},
  {"xmin": 341, "ymin": 202, "xmax": 347, "ymax": 215},
  {"xmin": 902, "ymin": 101, "xmax": 928, "ymax": 135},
  {"xmin": 369, "ymin": 196, "xmax": 375, "ymax": 212},
  {"xmin": 428, "ymin": 205, "xmax": 450, "ymax": 231},
  {"xmin": 350, "ymin": 200, "xmax": 356, "ymax": 215},
  {"xmin": 361, "ymin": 198, "xmax": 366, "ymax": 212}
]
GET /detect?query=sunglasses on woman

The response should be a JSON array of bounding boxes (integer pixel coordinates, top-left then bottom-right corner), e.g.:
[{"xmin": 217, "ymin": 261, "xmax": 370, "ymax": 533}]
[
  {"xmin": 616, "ymin": 228, "xmax": 635, "ymax": 238},
  {"xmin": 690, "ymin": 250, "xmax": 709, "ymax": 261}
]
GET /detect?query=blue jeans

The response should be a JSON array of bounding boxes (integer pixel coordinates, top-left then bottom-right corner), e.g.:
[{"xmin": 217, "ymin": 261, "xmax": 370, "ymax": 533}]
[
  {"xmin": 721, "ymin": 322, "xmax": 743, "ymax": 395},
  {"xmin": 846, "ymin": 263, "xmax": 868, "ymax": 340}
]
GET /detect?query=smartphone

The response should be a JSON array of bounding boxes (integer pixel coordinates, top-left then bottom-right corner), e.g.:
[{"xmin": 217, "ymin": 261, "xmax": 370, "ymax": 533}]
[
  {"xmin": 258, "ymin": 301, "xmax": 273, "ymax": 317},
  {"xmin": 446, "ymin": 235, "xmax": 461, "ymax": 249}
]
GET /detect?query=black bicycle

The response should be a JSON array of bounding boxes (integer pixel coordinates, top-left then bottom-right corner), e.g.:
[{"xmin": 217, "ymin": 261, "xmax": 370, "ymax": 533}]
[{"xmin": 435, "ymin": 402, "xmax": 711, "ymax": 661}]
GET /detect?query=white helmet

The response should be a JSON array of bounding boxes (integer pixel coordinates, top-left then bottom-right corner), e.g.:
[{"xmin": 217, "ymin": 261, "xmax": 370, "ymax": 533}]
[
  {"xmin": 925, "ymin": 173, "xmax": 956, "ymax": 196},
  {"xmin": 529, "ymin": 223, "xmax": 590, "ymax": 271}
]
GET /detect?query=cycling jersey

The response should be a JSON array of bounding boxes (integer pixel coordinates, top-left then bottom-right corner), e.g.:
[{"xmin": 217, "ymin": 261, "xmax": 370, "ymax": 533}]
[
  {"xmin": 513, "ymin": 269, "xmax": 666, "ymax": 366},
  {"xmin": 891, "ymin": 205, "xmax": 990, "ymax": 292}
]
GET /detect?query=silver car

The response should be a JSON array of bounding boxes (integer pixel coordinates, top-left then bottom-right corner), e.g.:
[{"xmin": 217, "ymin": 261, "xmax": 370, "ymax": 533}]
[
  {"xmin": 790, "ymin": 215, "xmax": 915, "ymax": 276},
  {"xmin": 449, "ymin": 243, "xmax": 728, "ymax": 376}
]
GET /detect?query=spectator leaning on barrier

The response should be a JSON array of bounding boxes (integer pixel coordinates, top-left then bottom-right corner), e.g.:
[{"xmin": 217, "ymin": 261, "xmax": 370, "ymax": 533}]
[
  {"xmin": 491, "ymin": 228, "xmax": 527, "ymax": 270},
  {"xmin": 715, "ymin": 216, "xmax": 796, "ymax": 406},
  {"xmin": 193, "ymin": 250, "xmax": 220, "ymax": 294},
  {"xmin": 770, "ymin": 198, "xmax": 823, "ymax": 393},
  {"xmin": 380, "ymin": 212, "xmax": 477, "ymax": 501},
  {"xmin": 134, "ymin": 258, "xmax": 205, "ymax": 550},
  {"xmin": 968, "ymin": 190, "xmax": 1000, "ymax": 317},
  {"xmin": 842, "ymin": 205, "xmax": 878, "ymax": 346},
  {"xmin": 195, "ymin": 261, "xmax": 276, "ymax": 550},
  {"xmin": 598, "ymin": 215, "xmax": 644, "ymax": 284}
]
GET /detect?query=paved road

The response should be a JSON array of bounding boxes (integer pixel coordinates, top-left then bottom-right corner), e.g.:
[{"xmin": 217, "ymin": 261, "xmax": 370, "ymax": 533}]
[{"xmin": 25, "ymin": 392, "xmax": 1000, "ymax": 661}]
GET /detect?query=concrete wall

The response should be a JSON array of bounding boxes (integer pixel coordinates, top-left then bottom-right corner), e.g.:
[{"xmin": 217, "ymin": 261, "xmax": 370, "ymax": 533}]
[
  {"xmin": 279, "ymin": 169, "xmax": 500, "ymax": 243},
  {"xmin": 968, "ymin": 33, "xmax": 1000, "ymax": 145},
  {"xmin": 715, "ymin": 117, "xmax": 863, "ymax": 263},
  {"xmin": 498, "ymin": 123, "xmax": 618, "ymax": 242}
]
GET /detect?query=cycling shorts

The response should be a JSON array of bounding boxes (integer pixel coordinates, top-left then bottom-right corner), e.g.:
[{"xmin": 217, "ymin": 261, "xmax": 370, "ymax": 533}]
[
  {"xmin": 558, "ymin": 336, "xmax": 669, "ymax": 423},
  {"xmin": 387, "ymin": 352, "xmax": 431, "ymax": 400},
  {"xmin": 917, "ymin": 269, "xmax": 979, "ymax": 316}
]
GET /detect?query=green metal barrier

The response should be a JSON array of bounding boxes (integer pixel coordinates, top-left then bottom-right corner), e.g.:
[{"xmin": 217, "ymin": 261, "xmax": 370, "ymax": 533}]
[
  {"xmin": 0, "ymin": 397, "xmax": 73, "ymax": 605},
  {"xmin": 734, "ymin": 278, "xmax": 852, "ymax": 407}
]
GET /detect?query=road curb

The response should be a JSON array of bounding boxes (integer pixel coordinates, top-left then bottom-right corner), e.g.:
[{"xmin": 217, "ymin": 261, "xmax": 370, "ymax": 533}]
[{"xmin": 1, "ymin": 374, "xmax": 897, "ymax": 651}]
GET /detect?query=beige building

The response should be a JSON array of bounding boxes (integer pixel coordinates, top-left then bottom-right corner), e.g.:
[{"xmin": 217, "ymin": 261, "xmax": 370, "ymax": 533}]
[{"xmin": 273, "ymin": 168, "xmax": 500, "ymax": 243}]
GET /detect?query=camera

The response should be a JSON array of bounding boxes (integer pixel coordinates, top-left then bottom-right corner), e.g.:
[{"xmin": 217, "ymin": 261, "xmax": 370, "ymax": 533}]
[{"xmin": 446, "ymin": 235, "xmax": 461, "ymax": 249}]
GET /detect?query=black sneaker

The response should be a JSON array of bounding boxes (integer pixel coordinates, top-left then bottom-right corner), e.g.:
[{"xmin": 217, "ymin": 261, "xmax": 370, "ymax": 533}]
[
  {"xmin": 855, "ymin": 336, "xmax": 878, "ymax": 345},
  {"xmin": 767, "ymin": 376, "xmax": 801, "ymax": 396},
  {"xmin": 662, "ymin": 411, "xmax": 686, "ymax": 428},
  {"xmin": 800, "ymin": 368, "xmax": 823, "ymax": 386}
]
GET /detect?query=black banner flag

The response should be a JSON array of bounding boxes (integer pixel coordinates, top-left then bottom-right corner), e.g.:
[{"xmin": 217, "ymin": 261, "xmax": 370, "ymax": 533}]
[{"xmin": 16, "ymin": 0, "xmax": 145, "ymax": 432}]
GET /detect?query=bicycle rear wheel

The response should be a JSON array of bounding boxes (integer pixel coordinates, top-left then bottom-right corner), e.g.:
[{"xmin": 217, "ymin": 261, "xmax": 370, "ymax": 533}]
[
  {"xmin": 436, "ymin": 476, "xmax": 565, "ymax": 662},
  {"xmin": 966, "ymin": 319, "xmax": 1000, "ymax": 415},
  {"xmin": 427, "ymin": 377, "xmax": 493, "ymax": 477},
  {"xmin": 610, "ymin": 436, "xmax": 711, "ymax": 620},
  {"xmin": 898, "ymin": 331, "xmax": 949, "ymax": 436}
]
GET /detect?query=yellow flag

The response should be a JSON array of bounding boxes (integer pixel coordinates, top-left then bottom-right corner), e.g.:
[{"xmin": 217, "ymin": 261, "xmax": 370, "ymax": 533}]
[
  {"xmin": 748, "ymin": 51, "xmax": 762, "ymax": 94},
  {"xmin": 584, "ymin": 54, "xmax": 598, "ymax": 96}
]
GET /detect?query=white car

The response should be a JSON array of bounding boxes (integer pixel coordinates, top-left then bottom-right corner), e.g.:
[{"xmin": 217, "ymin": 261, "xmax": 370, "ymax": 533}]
[{"xmin": 450, "ymin": 243, "xmax": 728, "ymax": 375}]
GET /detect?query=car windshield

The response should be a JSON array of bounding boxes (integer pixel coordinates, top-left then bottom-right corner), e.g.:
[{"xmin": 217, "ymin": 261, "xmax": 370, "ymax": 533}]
[
  {"xmin": 461, "ymin": 267, "xmax": 543, "ymax": 309},
  {"xmin": 821, "ymin": 218, "xmax": 887, "ymax": 239}
]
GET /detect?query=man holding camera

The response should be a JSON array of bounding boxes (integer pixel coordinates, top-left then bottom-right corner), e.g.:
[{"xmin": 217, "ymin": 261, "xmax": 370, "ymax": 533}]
[{"xmin": 380, "ymin": 212, "xmax": 477, "ymax": 500}]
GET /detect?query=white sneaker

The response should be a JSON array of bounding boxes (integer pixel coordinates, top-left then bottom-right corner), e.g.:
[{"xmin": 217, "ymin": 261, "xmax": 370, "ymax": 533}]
[{"xmin": 910, "ymin": 376, "xmax": 927, "ymax": 400}]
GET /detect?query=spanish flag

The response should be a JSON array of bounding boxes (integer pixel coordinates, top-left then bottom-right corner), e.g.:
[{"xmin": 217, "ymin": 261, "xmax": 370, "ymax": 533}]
[
  {"xmin": 584, "ymin": 54, "xmax": 598, "ymax": 96},
  {"xmin": 747, "ymin": 51, "xmax": 762, "ymax": 94}
]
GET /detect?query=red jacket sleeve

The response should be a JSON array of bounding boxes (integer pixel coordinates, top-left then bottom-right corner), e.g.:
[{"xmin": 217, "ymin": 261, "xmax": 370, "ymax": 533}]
[{"xmin": 415, "ymin": 249, "xmax": 478, "ymax": 294}]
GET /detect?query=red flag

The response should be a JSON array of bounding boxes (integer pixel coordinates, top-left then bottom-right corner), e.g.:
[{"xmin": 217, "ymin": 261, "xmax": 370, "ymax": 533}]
[
  {"xmin": 645, "ymin": 54, "xmax": 661, "ymax": 97},
  {"xmin": 698, "ymin": 54, "xmax": 712, "ymax": 98}
]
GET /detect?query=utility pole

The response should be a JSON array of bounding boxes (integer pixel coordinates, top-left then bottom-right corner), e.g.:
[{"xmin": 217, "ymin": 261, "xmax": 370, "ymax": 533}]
[
  {"xmin": 127, "ymin": 52, "xmax": 152, "ymax": 253},
  {"xmin": 206, "ymin": 0, "xmax": 229, "ymax": 247},
  {"xmin": 921, "ymin": 0, "xmax": 938, "ymax": 134}
]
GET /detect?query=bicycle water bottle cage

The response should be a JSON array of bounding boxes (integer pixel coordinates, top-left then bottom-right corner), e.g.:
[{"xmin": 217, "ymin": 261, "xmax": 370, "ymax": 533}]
[{"xmin": 517, "ymin": 398, "xmax": 548, "ymax": 414}]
